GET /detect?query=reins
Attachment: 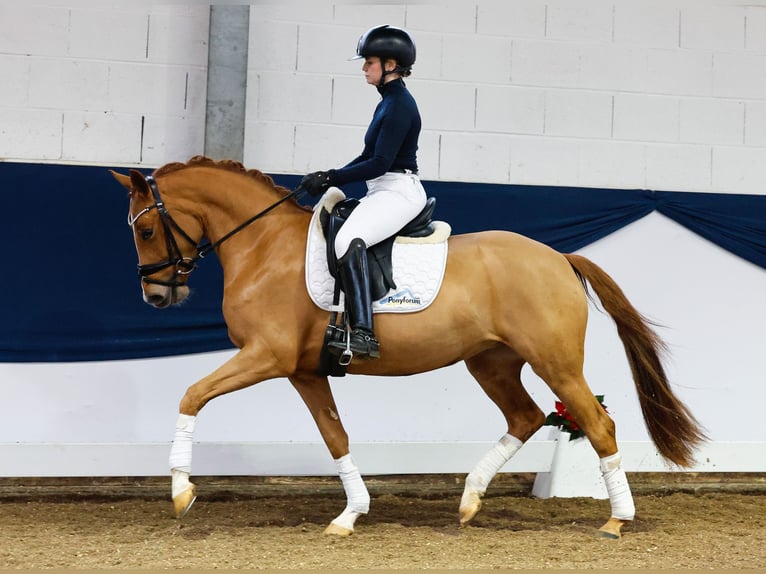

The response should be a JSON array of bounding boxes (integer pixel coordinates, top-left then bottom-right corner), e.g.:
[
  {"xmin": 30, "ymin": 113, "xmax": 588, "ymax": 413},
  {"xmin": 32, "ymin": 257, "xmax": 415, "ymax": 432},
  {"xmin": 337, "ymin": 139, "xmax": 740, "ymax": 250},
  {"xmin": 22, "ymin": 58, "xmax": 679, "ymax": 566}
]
[{"xmin": 130, "ymin": 173, "xmax": 305, "ymax": 286}]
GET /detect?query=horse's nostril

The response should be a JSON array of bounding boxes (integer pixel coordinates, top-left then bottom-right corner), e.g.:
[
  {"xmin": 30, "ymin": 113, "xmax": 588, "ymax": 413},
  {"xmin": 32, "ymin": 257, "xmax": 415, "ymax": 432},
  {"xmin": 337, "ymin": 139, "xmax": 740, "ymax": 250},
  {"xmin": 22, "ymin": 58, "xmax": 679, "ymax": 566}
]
[{"xmin": 147, "ymin": 293, "xmax": 167, "ymax": 306}]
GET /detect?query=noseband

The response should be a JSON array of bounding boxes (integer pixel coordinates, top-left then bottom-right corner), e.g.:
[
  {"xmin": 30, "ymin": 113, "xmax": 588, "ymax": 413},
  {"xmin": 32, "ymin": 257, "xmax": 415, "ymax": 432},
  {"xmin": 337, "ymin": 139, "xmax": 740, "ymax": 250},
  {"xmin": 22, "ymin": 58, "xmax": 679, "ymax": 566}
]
[{"xmin": 127, "ymin": 173, "xmax": 304, "ymax": 287}]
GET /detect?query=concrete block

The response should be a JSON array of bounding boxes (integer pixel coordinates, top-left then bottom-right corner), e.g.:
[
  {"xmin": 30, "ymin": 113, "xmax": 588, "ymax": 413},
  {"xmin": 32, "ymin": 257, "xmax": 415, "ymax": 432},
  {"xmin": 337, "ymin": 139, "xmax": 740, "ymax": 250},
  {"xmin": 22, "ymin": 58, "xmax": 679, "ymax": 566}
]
[
  {"xmin": 416, "ymin": 130, "xmax": 440, "ymax": 181},
  {"xmin": 680, "ymin": 6, "xmax": 745, "ymax": 51},
  {"xmin": 544, "ymin": 90, "xmax": 612, "ymax": 139},
  {"xmin": 293, "ymin": 123, "xmax": 367, "ymax": 173},
  {"xmin": 745, "ymin": 7, "xmax": 766, "ymax": 50},
  {"xmin": 646, "ymin": 49, "xmax": 713, "ymax": 96},
  {"xmin": 679, "ymin": 98, "xmax": 744, "ymax": 145},
  {"xmin": 29, "ymin": 59, "xmax": 109, "ymax": 111},
  {"xmin": 405, "ymin": 4, "xmax": 478, "ymax": 34},
  {"xmin": 62, "ymin": 112, "xmax": 141, "ymax": 164},
  {"xmin": 475, "ymin": 85, "xmax": 545, "ymax": 135},
  {"xmin": 545, "ymin": 3, "xmax": 613, "ymax": 42},
  {"xmin": 332, "ymin": 5, "xmax": 406, "ymax": 27},
  {"xmin": 0, "ymin": 5, "xmax": 69, "ymax": 57},
  {"xmin": 0, "ymin": 108, "xmax": 62, "ymax": 160},
  {"xmin": 439, "ymin": 132, "xmax": 511, "ymax": 183},
  {"xmin": 442, "ymin": 34, "xmax": 512, "ymax": 85},
  {"xmin": 645, "ymin": 143, "xmax": 711, "ymax": 192},
  {"xmin": 243, "ymin": 121, "xmax": 296, "ymax": 174},
  {"xmin": 251, "ymin": 3, "xmax": 333, "ymax": 24},
  {"xmin": 107, "ymin": 64, "xmax": 192, "ymax": 116},
  {"xmin": 409, "ymin": 81, "xmax": 475, "ymax": 132},
  {"xmin": 331, "ymin": 77, "xmax": 380, "ymax": 126},
  {"xmin": 712, "ymin": 146, "xmax": 766, "ymax": 195},
  {"xmin": 407, "ymin": 32, "xmax": 442, "ymax": 81},
  {"xmin": 141, "ymin": 114, "xmax": 205, "ymax": 166},
  {"xmin": 69, "ymin": 9, "xmax": 149, "ymax": 62},
  {"xmin": 578, "ymin": 140, "xmax": 646, "ymax": 189},
  {"xmin": 256, "ymin": 72, "xmax": 332, "ymax": 123},
  {"xmin": 297, "ymin": 24, "xmax": 362, "ymax": 76},
  {"xmin": 613, "ymin": 94, "xmax": 679, "ymax": 143},
  {"xmin": 713, "ymin": 52, "xmax": 766, "ymax": 100},
  {"xmin": 508, "ymin": 136, "xmax": 579, "ymax": 187},
  {"xmin": 0, "ymin": 56, "xmax": 29, "ymax": 107},
  {"xmin": 579, "ymin": 44, "xmax": 649, "ymax": 92},
  {"xmin": 745, "ymin": 102, "xmax": 766, "ymax": 146},
  {"xmin": 512, "ymin": 39, "xmax": 580, "ymax": 88},
  {"xmin": 614, "ymin": 3, "xmax": 680, "ymax": 48},
  {"xmin": 249, "ymin": 20, "xmax": 299, "ymax": 72},
  {"xmin": 147, "ymin": 6, "xmax": 210, "ymax": 67},
  {"xmin": 476, "ymin": 1, "xmax": 546, "ymax": 38}
]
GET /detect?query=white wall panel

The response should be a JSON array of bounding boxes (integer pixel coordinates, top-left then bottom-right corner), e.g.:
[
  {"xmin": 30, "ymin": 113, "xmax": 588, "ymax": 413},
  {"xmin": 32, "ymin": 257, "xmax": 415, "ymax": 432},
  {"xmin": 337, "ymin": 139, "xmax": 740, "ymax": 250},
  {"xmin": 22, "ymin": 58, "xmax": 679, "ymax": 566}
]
[
  {"xmin": 645, "ymin": 143, "xmax": 711, "ymax": 191},
  {"xmin": 0, "ymin": 109, "xmax": 62, "ymax": 160},
  {"xmin": 745, "ymin": 101, "xmax": 766, "ymax": 146},
  {"xmin": 545, "ymin": 3, "xmax": 614, "ymax": 42},
  {"xmin": 613, "ymin": 94, "xmax": 679, "ymax": 143},
  {"xmin": 68, "ymin": 8, "xmax": 149, "ymax": 61},
  {"xmin": 476, "ymin": 2, "xmax": 546, "ymax": 38},
  {"xmin": 712, "ymin": 146, "xmax": 766, "ymax": 194},
  {"xmin": 645, "ymin": 49, "xmax": 713, "ymax": 97},
  {"xmin": 613, "ymin": 3, "xmax": 679, "ymax": 49},
  {"xmin": 475, "ymin": 85, "xmax": 545, "ymax": 135},
  {"xmin": 544, "ymin": 90, "xmax": 613, "ymax": 138},
  {"xmin": 679, "ymin": 98, "xmax": 745, "ymax": 145},
  {"xmin": 680, "ymin": 6, "xmax": 745, "ymax": 51}
]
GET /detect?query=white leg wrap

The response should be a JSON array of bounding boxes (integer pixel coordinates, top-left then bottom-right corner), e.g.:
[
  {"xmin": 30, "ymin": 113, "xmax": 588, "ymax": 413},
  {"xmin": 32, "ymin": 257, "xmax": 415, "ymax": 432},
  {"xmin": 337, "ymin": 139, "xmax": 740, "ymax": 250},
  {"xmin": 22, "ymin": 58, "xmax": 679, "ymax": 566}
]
[
  {"xmin": 171, "ymin": 468, "xmax": 193, "ymax": 499},
  {"xmin": 331, "ymin": 453, "xmax": 370, "ymax": 531},
  {"xmin": 464, "ymin": 433, "xmax": 523, "ymax": 494},
  {"xmin": 600, "ymin": 452, "xmax": 635, "ymax": 521},
  {"xmin": 168, "ymin": 414, "xmax": 196, "ymax": 473}
]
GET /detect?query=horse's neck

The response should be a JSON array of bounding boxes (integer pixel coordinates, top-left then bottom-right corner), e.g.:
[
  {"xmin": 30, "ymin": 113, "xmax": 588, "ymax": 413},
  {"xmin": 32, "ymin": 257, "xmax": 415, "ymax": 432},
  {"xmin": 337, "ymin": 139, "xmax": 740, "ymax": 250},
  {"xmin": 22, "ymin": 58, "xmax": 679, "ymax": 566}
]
[{"xmin": 173, "ymin": 170, "xmax": 300, "ymax": 243}]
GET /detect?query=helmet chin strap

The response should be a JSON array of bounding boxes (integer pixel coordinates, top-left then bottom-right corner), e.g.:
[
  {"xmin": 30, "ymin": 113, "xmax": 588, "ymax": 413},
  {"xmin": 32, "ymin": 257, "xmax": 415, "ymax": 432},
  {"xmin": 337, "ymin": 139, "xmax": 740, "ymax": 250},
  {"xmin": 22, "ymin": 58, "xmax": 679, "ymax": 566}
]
[{"xmin": 377, "ymin": 57, "xmax": 400, "ymax": 87}]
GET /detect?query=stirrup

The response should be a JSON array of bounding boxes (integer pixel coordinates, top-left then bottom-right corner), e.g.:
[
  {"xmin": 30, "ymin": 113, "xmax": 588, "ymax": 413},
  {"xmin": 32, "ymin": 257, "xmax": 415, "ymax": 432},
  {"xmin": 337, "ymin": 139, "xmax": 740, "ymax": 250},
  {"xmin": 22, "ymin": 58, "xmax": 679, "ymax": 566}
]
[{"xmin": 328, "ymin": 329, "xmax": 380, "ymax": 360}]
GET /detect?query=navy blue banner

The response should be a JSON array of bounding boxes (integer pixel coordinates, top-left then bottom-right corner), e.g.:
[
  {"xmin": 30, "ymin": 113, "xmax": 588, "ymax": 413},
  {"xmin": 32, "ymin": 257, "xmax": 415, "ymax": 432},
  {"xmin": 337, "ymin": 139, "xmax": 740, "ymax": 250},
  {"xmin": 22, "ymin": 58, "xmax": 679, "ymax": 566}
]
[{"xmin": 2, "ymin": 162, "xmax": 764, "ymax": 362}]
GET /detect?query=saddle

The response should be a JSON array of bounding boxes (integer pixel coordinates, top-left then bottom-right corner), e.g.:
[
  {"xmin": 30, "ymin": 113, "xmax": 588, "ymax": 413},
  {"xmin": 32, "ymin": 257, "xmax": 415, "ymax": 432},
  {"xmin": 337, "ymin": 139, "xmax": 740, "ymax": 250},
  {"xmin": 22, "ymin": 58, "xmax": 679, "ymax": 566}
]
[{"xmin": 319, "ymin": 196, "xmax": 438, "ymax": 300}]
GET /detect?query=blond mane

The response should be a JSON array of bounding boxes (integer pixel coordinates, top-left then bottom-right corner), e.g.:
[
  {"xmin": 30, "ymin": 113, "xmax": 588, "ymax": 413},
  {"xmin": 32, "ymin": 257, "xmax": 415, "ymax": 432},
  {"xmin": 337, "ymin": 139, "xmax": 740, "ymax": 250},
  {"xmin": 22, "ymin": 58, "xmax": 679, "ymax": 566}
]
[{"xmin": 153, "ymin": 156, "xmax": 308, "ymax": 210}]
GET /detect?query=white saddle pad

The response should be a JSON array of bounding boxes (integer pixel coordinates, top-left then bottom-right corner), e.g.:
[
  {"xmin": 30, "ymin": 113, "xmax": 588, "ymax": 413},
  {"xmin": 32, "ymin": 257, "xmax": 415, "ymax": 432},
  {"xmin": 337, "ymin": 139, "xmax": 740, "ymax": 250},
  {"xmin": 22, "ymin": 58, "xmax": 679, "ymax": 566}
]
[{"xmin": 305, "ymin": 188, "xmax": 451, "ymax": 314}]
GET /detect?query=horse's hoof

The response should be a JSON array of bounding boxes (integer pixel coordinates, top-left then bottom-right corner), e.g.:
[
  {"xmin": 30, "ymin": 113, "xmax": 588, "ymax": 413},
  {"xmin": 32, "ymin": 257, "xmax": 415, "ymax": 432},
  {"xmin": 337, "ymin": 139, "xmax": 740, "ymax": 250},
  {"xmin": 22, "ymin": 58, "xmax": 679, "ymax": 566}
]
[
  {"xmin": 458, "ymin": 491, "xmax": 483, "ymax": 526},
  {"xmin": 324, "ymin": 522, "xmax": 353, "ymax": 536},
  {"xmin": 173, "ymin": 484, "xmax": 197, "ymax": 519},
  {"xmin": 597, "ymin": 517, "xmax": 627, "ymax": 539}
]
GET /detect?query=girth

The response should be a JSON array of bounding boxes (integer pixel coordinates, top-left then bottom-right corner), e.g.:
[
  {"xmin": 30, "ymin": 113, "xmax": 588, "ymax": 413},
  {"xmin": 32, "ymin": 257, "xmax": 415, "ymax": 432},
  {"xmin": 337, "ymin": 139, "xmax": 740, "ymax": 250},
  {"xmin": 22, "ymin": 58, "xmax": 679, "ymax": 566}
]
[{"xmin": 319, "ymin": 197, "xmax": 437, "ymax": 300}]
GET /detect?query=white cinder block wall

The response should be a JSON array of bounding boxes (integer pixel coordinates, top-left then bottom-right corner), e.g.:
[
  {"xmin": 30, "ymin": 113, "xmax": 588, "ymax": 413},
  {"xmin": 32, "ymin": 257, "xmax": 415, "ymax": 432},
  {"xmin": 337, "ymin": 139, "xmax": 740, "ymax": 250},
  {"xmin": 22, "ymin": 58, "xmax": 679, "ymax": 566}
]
[
  {"xmin": 0, "ymin": 5, "xmax": 209, "ymax": 166},
  {"xmin": 245, "ymin": 1, "xmax": 766, "ymax": 194},
  {"xmin": 2, "ymin": 2, "xmax": 765, "ymax": 194}
]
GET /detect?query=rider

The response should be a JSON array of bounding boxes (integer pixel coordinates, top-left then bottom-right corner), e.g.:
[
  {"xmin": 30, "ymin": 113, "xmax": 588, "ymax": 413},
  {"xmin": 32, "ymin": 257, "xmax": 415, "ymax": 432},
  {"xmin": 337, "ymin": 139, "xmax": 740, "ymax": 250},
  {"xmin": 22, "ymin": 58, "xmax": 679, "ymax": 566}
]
[{"xmin": 301, "ymin": 25, "xmax": 427, "ymax": 360}]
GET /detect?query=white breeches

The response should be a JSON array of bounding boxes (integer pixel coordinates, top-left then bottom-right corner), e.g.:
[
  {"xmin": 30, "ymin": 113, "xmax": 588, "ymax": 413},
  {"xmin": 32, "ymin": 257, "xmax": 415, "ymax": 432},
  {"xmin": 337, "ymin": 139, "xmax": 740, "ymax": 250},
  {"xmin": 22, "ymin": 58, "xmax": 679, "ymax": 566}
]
[{"xmin": 334, "ymin": 171, "xmax": 427, "ymax": 258}]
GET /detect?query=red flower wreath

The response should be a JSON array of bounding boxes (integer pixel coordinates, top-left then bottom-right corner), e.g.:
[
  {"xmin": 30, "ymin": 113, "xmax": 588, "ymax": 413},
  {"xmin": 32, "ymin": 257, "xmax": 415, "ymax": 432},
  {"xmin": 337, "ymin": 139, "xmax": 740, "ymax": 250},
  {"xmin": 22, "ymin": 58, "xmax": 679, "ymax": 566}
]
[{"xmin": 543, "ymin": 395, "xmax": 608, "ymax": 441}]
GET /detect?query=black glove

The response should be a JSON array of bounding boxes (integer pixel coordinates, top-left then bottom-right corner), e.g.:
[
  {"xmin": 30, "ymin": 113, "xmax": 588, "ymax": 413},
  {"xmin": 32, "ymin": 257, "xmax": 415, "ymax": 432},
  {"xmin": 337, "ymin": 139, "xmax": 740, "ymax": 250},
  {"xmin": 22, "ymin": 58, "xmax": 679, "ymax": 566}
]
[{"xmin": 300, "ymin": 171, "xmax": 332, "ymax": 196}]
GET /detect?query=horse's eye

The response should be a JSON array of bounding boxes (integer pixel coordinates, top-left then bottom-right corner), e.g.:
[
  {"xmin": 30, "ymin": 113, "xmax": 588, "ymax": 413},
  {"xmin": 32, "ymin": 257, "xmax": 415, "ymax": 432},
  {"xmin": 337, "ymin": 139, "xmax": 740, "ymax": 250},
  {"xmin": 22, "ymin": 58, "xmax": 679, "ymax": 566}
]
[{"xmin": 140, "ymin": 228, "xmax": 154, "ymax": 240}]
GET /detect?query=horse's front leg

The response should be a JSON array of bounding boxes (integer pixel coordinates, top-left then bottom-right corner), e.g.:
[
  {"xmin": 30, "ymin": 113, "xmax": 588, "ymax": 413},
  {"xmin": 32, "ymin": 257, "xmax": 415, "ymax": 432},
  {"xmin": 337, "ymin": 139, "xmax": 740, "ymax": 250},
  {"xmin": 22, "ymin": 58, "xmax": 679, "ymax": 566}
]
[
  {"xmin": 169, "ymin": 347, "xmax": 282, "ymax": 518},
  {"xmin": 289, "ymin": 374, "xmax": 369, "ymax": 536}
]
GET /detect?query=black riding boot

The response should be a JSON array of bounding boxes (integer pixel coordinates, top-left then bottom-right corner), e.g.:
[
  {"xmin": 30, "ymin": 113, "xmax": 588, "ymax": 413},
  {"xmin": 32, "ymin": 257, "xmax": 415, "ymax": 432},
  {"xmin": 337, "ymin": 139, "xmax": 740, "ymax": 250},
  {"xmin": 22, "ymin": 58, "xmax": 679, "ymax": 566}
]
[{"xmin": 329, "ymin": 238, "xmax": 380, "ymax": 359}]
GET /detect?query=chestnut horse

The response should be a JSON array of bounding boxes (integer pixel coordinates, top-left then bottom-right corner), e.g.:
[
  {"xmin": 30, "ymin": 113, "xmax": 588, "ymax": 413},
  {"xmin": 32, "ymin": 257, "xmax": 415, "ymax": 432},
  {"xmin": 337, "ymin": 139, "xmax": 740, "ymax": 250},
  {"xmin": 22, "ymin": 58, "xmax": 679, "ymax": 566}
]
[{"xmin": 111, "ymin": 156, "xmax": 704, "ymax": 539}]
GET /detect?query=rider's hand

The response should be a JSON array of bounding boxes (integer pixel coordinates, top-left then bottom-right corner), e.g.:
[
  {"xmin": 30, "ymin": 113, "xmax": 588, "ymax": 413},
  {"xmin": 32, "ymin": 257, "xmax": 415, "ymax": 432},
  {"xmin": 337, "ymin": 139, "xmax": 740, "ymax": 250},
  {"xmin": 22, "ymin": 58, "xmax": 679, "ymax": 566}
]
[{"xmin": 300, "ymin": 171, "xmax": 332, "ymax": 196}]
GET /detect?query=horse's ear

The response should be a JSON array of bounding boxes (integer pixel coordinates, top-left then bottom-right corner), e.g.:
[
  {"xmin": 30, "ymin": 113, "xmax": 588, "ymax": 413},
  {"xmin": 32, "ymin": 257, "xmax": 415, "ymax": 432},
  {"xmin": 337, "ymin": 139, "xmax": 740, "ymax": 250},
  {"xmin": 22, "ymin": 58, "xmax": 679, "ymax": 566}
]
[
  {"xmin": 109, "ymin": 169, "xmax": 132, "ymax": 191},
  {"xmin": 128, "ymin": 169, "xmax": 151, "ymax": 197}
]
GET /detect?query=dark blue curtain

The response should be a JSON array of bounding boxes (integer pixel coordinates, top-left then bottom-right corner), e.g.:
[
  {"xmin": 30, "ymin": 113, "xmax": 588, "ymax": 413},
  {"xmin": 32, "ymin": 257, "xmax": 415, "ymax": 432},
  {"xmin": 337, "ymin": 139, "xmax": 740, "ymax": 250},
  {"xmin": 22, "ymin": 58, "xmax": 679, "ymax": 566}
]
[{"xmin": 2, "ymin": 162, "xmax": 764, "ymax": 362}]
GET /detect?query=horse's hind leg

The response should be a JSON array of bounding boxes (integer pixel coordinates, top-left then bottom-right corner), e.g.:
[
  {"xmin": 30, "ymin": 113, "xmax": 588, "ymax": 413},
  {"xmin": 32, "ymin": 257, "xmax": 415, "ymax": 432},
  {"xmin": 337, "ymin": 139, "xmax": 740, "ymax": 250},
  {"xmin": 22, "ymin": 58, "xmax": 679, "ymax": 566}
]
[
  {"xmin": 289, "ymin": 374, "xmax": 369, "ymax": 536},
  {"xmin": 460, "ymin": 346, "xmax": 545, "ymax": 526},
  {"xmin": 533, "ymin": 362, "xmax": 634, "ymax": 539}
]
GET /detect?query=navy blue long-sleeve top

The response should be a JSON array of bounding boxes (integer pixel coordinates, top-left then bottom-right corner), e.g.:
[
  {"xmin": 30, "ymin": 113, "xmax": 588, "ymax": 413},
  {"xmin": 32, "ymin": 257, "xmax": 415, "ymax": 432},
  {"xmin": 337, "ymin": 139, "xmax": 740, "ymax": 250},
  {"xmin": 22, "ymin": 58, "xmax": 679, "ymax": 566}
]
[{"xmin": 328, "ymin": 78, "xmax": 420, "ymax": 187}]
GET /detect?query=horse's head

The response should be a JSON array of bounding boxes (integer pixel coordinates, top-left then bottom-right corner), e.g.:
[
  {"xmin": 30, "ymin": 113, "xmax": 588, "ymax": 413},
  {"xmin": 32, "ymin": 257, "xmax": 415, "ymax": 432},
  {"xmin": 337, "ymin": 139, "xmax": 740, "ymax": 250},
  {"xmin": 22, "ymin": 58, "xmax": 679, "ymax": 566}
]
[{"xmin": 111, "ymin": 169, "xmax": 201, "ymax": 308}]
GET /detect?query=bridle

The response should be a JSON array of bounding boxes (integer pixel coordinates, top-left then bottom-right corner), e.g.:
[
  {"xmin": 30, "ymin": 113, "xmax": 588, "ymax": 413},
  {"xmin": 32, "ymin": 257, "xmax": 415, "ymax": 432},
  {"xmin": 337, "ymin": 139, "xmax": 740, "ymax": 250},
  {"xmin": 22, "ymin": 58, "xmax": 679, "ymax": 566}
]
[{"xmin": 127, "ymin": 174, "xmax": 304, "ymax": 287}]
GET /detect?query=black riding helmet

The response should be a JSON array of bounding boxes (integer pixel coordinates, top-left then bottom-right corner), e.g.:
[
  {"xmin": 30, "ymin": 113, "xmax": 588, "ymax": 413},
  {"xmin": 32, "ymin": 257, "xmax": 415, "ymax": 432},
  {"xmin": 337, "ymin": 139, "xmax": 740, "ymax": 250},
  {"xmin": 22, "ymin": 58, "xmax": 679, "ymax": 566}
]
[{"xmin": 352, "ymin": 24, "xmax": 416, "ymax": 74}]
